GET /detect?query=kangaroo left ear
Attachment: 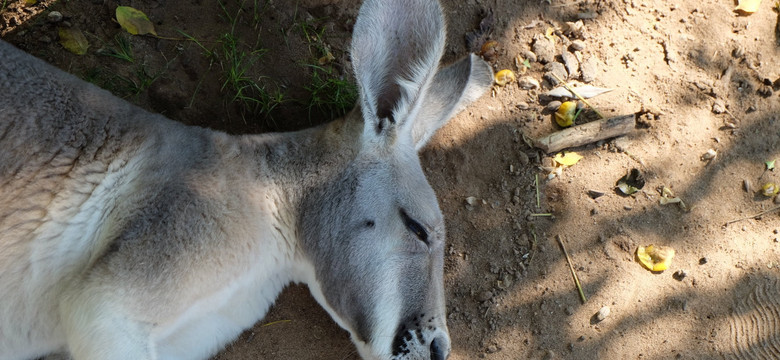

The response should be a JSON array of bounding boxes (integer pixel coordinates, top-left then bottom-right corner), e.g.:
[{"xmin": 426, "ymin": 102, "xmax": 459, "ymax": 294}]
[{"xmin": 407, "ymin": 54, "xmax": 493, "ymax": 151}]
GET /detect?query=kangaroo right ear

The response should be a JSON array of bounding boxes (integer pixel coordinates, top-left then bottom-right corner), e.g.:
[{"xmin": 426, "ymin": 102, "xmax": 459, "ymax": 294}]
[{"xmin": 350, "ymin": 0, "xmax": 446, "ymax": 144}]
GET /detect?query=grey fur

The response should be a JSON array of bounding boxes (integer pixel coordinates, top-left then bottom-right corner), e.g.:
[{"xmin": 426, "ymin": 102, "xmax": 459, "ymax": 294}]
[{"xmin": 0, "ymin": 0, "xmax": 492, "ymax": 359}]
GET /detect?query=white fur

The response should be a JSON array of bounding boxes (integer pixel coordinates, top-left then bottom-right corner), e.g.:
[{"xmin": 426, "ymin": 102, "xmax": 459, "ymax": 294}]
[{"xmin": 0, "ymin": 0, "xmax": 492, "ymax": 359}]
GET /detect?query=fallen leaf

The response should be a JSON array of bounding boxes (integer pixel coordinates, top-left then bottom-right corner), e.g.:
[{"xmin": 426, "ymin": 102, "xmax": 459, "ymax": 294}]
[
  {"xmin": 636, "ymin": 245, "xmax": 675, "ymax": 272},
  {"xmin": 762, "ymin": 183, "xmax": 779, "ymax": 197},
  {"xmin": 554, "ymin": 101, "xmax": 577, "ymax": 127},
  {"xmin": 58, "ymin": 28, "xmax": 89, "ymax": 55},
  {"xmin": 553, "ymin": 151, "xmax": 583, "ymax": 166},
  {"xmin": 616, "ymin": 168, "xmax": 645, "ymax": 195},
  {"xmin": 660, "ymin": 186, "xmax": 689, "ymax": 211},
  {"xmin": 544, "ymin": 27, "xmax": 558, "ymax": 44},
  {"xmin": 735, "ymin": 0, "xmax": 762, "ymax": 14},
  {"xmin": 545, "ymin": 85, "xmax": 614, "ymax": 99},
  {"xmin": 318, "ymin": 50, "xmax": 335, "ymax": 65},
  {"xmin": 116, "ymin": 6, "xmax": 157, "ymax": 36},
  {"xmin": 767, "ymin": 159, "xmax": 776, "ymax": 170},
  {"xmin": 494, "ymin": 69, "xmax": 516, "ymax": 86}
]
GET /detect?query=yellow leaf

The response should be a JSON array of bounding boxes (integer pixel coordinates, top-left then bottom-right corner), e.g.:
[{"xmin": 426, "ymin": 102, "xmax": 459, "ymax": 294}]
[
  {"xmin": 494, "ymin": 69, "xmax": 516, "ymax": 86},
  {"xmin": 636, "ymin": 245, "xmax": 675, "ymax": 272},
  {"xmin": 762, "ymin": 182, "xmax": 779, "ymax": 197},
  {"xmin": 116, "ymin": 6, "xmax": 157, "ymax": 36},
  {"xmin": 553, "ymin": 152, "xmax": 583, "ymax": 167},
  {"xmin": 544, "ymin": 27, "xmax": 558, "ymax": 43},
  {"xmin": 58, "ymin": 28, "xmax": 89, "ymax": 55},
  {"xmin": 735, "ymin": 0, "xmax": 762, "ymax": 14},
  {"xmin": 25, "ymin": 0, "xmax": 38, "ymax": 5},
  {"xmin": 555, "ymin": 101, "xmax": 577, "ymax": 127}
]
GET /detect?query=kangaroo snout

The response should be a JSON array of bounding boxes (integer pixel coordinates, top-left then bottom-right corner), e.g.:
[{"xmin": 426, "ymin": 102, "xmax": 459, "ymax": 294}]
[{"xmin": 391, "ymin": 313, "xmax": 450, "ymax": 360}]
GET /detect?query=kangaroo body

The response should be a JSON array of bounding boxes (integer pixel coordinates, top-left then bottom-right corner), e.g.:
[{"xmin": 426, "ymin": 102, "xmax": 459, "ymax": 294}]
[{"xmin": 0, "ymin": 0, "xmax": 492, "ymax": 359}]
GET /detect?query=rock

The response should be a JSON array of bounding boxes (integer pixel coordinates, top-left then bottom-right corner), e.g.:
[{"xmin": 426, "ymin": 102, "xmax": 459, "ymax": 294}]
[
  {"xmin": 517, "ymin": 152, "xmax": 530, "ymax": 166},
  {"xmin": 587, "ymin": 190, "xmax": 605, "ymax": 199},
  {"xmin": 712, "ymin": 99, "xmax": 726, "ymax": 114},
  {"xmin": 520, "ymin": 49, "xmax": 537, "ymax": 63},
  {"xmin": 595, "ymin": 306, "xmax": 610, "ymax": 321},
  {"xmin": 570, "ymin": 40, "xmax": 586, "ymax": 51},
  {"xmin": 699, "ymin": 257, "xmax": 708, "ymax": 265},
  {"xmin": 516, "ymin": 102, "xmax": 530, "ymax": 110},
  {"xmin": 565, "ymin": 306, "xmax": 575, "ymax": 315},
  {"xmin": 477, "ymin": 290, "xmax": 493, "ymax": 302},
  {"xmin": 518, "ymin": 76, "xmax": 540, "ymax": 90},
  {"xmin": 532, "ymin": 36, "xmax": 556, "ymax": 64},
  {"xmin": 546, "ymin": 100, "xmax": 562, "ymax": 112},
  {"xmin": 543, "ymin": 62, "xmax": 567, "ymax": 86},
  {"xmin": 465, "ymin": 196, "xmax": 477, "ymax": 206},
  {"xmin": 580, "ymin": 57, "xmax": 598, "ymax": 83},
  {"xmin": 561, "ymin": 51, "xmax": 580, "ymax": 77},
  {"xmin": 743, "ymin": 179, "xmax": 752, "ymax": 193},
  {"xmin": 47, "ymin": 11, "xmax": 63, "ymax": 23},
  {"xmin": 673, "ymin": 269, "xmax": 688, "ymax": 281}
]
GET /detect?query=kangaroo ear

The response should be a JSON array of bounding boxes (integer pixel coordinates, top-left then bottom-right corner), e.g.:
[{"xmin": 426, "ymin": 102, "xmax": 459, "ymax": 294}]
[
  {"xmin": 409, "ymin": 54, "xmax": 493, "ymax": 150},
  {"xmin": 351, "ymin": 0, "xmax": 446, "ymax": 143}
]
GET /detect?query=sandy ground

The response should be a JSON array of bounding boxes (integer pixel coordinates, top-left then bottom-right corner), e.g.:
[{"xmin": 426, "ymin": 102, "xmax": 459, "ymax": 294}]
[{"xmin": 3, "ymin": 0, "xmax": 780, "ymax": 359}]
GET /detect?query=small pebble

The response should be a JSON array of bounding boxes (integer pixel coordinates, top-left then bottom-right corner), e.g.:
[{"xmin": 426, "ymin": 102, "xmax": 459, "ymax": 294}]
[
  {"xmin": 47, "ymin": 11, "xmax": 63, "ymax": 23},
  {"xmin": 562, "ymin": 51, "xmax": 580, "ymax": 77},
  {"xmin": 38, "ymin": 35, "xmax": 52, "ymax": 44},
  {"xmin": 520, "ymin": 49, "xmax": 537, "ymax": 63},
  {"xmin": 565, "ymin": 306, "xmax": 575, "ymax": 315},
  {"xmin": 743, "ymin": 179, "xmax": 752, "ymax": 193},
  {"xmin": 477, "ymin": 290, "xmax": 494, "ymax": 302},
  {"xmin": 517, "ymin": 152, "xmax": 530, "ymax": 166},
  {"xmin": 518, "ymin": 76, "xmax": 540, "ymax": 90},
  {"xmin": 543, "ymin": 62, "xmax": 568, "ymax": 85},
  {"xmin": 465, "ymin": 196, "xmax": 477, "ymax": 206},
  {"xmin": 516, "ymin": 102, "xmax": 530, "ymax": 110},
  {"xmin": 712, "ymin": 99, "xmax": 726, "ymax": 114},
  {"xmin": 673, "ymin": 269, "xmax": 688, "ymax": 281},
  {"xmin": 587, "ymin": 190, "xmax": 605, "ymax": 199},
  {"xmin": 595, "ymin": 306, "xmax": 610, "ymax": 321},
  {"xmin": 579, "ymin": 57, "xmax": 598, "ymax": 83},
  {"xmin": 570, "ymin": 40, "xmax": 586, "ymax": 51},
  {"xmin": 546, "ymin": 100, "xmax": 562, "ymax": 112},
  {"xmin": 701, "ymin": 149, "xmax": 717, "ymax": 161},
  {"xmin": 774, "ymin": 195, "xmax": 780, "ymax": 205},
  {"xmin": 699, "ymin": 257, "xmax": 708, "ymax": 265}
]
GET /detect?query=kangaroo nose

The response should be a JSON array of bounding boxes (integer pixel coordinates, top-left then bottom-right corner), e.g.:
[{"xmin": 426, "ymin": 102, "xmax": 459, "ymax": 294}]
[{"xmin": 430, "ymin": 336, "xmax": 448, "ymax": 360}]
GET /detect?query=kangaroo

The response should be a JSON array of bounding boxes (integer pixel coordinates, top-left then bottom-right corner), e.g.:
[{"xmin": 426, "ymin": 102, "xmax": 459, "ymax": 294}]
[{"xmin": 0, "ymin": 0, "xmax": 492, "ymax": 359}]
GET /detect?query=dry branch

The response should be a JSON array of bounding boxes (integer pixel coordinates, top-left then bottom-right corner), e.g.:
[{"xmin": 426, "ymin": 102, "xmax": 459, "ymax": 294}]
[{"xmin": 534, "ymin": 114, "xmax": 636, "ymax": 153}]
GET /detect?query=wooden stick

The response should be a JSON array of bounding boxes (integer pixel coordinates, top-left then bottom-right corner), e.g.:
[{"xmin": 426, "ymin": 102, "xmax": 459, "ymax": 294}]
[
  {"xmin": 557, "ymin": 235, "xmax": 587, "ymax": 304},
  {"xmin": 534, "ymin": 114, "xmax": 636, "ymax": 153}
]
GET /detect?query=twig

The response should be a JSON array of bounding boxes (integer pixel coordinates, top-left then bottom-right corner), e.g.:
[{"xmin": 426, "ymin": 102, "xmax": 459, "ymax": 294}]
[
  {"xmin": 530, "ymin": 213, "xmax": 553, "ymax": 217},
  {"xmin": 535, "ymin": 173, "xmax": 541, "ymax": 209},
  {"xmin": 557, "ymin": 235, "xmax": 587, "ymax": 304},
  {"xmin": 261, "ymin": 319, "xmax": 291, "ymax": 327},
  {"xmin": 550, "ymin": 73, "xmax": 606, "ymax": 119},
  {"xmin": 724, "ymin": 205, "xmax": 780, "ymax": 226}
]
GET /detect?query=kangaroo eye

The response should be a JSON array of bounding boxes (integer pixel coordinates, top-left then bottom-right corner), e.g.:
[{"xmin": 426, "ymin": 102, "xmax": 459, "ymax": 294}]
[{"xmin": 400, "ymin": 209, "xmax": 428, "ymax": 244}]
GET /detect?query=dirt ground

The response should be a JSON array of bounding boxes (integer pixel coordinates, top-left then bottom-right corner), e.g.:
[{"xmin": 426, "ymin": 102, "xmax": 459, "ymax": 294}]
[{"xmin": 3, "ymin": 0, "xmax": 780, "ymax": 359}]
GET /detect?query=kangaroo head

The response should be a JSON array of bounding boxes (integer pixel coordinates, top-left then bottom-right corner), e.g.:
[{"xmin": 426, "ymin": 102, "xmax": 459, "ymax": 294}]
[{"xmin": 298, "ymin": 0, "xmax": 492, "ymax": 359}]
